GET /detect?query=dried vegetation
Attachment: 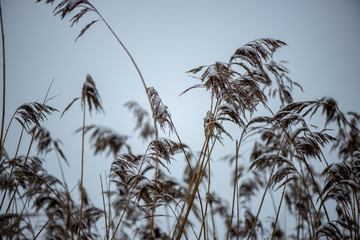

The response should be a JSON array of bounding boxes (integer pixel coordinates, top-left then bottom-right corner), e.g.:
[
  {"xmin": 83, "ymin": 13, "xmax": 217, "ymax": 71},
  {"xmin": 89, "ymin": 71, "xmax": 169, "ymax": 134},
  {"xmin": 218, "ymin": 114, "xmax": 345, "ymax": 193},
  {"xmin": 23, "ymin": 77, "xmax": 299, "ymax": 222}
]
[{"xmin": 0, "ymin": 1, "xmax": 359, "ymax": 239}]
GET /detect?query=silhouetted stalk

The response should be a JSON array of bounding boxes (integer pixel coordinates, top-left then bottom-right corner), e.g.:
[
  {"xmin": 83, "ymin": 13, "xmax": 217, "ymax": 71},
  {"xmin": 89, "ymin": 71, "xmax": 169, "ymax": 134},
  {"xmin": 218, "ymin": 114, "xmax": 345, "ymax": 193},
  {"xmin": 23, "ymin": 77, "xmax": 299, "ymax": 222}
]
[
  {"xmin": 11, "ymin": 194, "xmax": 30, "ymax": 239},
  {"xmin": 298, "ymin": 161, "xmax": 317, "ymax": 236},
  {"xmin": 316, "ymin": 142, "xmax": 356, "ymax": 239},
  {"xmin": 168, "ymin": 122, "xmax": 207, "ymax": 231},
  {"xmin": 210, "ymin": 203, "xmax": 217, "ymax": 240},
  {"xmin": 269, "ymin": 184, "xmax": 278, "ymax": 215},
  {"xmin": 226, "ymin": 136, "xmax": 244, "ymax": 239},
  {"xmin": 285, "ymin": 139, "xmax": 329, "ymax": 230},
  {"xmin": 176, "ymin": 108, "xmax": 220, "ymax": 240},
  {"xmin": 10, "ymin": 193, "xmax": 19, "ymax": 238},
  {"xmin": 270, "ymin": 158, "xmax": 292, "ymax": 240},
  {"xmin": 170, "ymin": 122, "xmax": 211, "ymax": 238},
  {"xmin": 78, "ymin": 100, "xmax": 86, "ymax": 239},
  {"xmin": 167, "ymin": 121, "xmax": 209, "ymax": 232},
  {"xmin": 170, "ymin": 119, "xmax": 207, "ymax": 222},
  {"xmin": 173, "ymin": 129, "xmax": 211, "ymax": 239},
  {"xmin": 33, "ymin": 183, "xmax": 80, "ymax": 240},
  {"xmin": 246, "ymin": 134, "xmax": 286, "ymax": 240},
  {"xmin": 306, "ymin": 101, "xmax": 360, "ymax": 238},
  {"xmin": 172, "ymin": 90, "xmax": 218, "ymax": 239},
  {"xmin": 0, "ymin": 0, "xmax": 5, "ymax": 155},
  {"xmin": 0, "ymin": 111, "xmax": 17, "ymax": 209},
  {"xmin": 110, "ymin": 144, "xmax": 153, "ymax": 240},
  {"xmin": 5, "ymin": 79, "xmax": 56, "ymax": 215},
  {"xmin": 236, "ymin": 167, "xmax": 240, "ymax": 240},
  {"xmin": 150, "ymin": 126, "xmax": 160, "ymax": 240},
  {"xmin": 179, "ymin": 145, "xmax": 208, "ymax": 239},
  {"xmin": 22, "ymin": 196, "xmax": 34, "ymax": 237},
  {"xmin": 84, "ymin": 4, "xmax": 162, "ymax": 237},
  {"xmin": 207, "ymin": 150, "xmax": 211, "ymax": 239},
  {"xmin": 0, "ymin": 127, "xmax": 23, "ymax": 210},
  {"xmin": 171, "ymin": 142, "xmax": 203, "ymax": 237},
  {"xmin": 5, "ymin": 131, "xmax": 36, "ymax": 214},
  {"xmin": 294, "ymin": 153, "xmax": 329, "ymax": 227},
  {"xmin": 88, "ymin": 2, "xmax": 160, "ymax": 136},
  {"xmin": 56, "ymin": 151, "xmax": 74, "ymax": 238},
  {"xmin": 0, "ymin": 107, "xmax": 21, "ymax": 160},
  {"xmin": 252, "ymin": 98, "xmax": 332, "ymax": 232},
  {"xmin": 100, "ymin": 175, "xmax": 109, "ymax": 240},
  {"xmin": 33, "ymin": 203, "xmax": 62, "ymax": 240},
  {"xmin": 167, "ymin": 200, "xmax": 195, "ymax": 239},
  {"xmin": 107, "ymin": 176, "xmax": 111, "ymax": 237},
  {"xmin": 170, "ymin": 120, "xmax": 207, "ymax": 223},
  {"xmin": 55, "ymin": 144, "xmax": 74, "ymax": 237},
  {"xmin": 193, "ymin": 131, "xmax": 218, "ymax": 240},
  {"xmin": 198, "ymin": 143, "xmax": 212, "ymax": 239},
  {"xmin": 69, "ymin": 191, "xmax": 75, "ymax": 240}
]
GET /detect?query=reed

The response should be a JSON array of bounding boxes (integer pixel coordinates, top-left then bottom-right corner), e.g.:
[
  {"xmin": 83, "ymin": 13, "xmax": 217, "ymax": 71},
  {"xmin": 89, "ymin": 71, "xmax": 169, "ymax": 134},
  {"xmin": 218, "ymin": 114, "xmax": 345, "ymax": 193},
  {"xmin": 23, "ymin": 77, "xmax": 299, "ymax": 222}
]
[{"xmin": 1, "ymin": 1, "xmax": 359, "ymax": 239}]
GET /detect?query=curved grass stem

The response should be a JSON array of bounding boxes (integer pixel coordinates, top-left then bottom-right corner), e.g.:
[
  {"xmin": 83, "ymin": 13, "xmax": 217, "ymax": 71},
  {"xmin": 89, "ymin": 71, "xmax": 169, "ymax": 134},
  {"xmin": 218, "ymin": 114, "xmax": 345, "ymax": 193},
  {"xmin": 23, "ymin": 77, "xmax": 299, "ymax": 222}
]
[
  {"xmin": 246, "ymin": 134, "xmax": 287, "ymax": 240},
  {"xmin": 85, "ymin": 4, "xmax": 162, "ymax": 237}
]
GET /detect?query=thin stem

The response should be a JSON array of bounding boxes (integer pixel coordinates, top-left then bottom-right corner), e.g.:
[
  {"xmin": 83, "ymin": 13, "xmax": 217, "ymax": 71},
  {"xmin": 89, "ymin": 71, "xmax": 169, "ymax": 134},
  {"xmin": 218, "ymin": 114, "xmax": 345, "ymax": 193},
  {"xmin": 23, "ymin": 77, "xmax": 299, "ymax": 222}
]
[
  {"xmin": 253, "ymin": 98, "xmax": 331, "ymax": 231},
  {"xmin": 110, "ymin": 145, "xmax": 152, "ymax": 240},
  {"xmin": 100, "ymin": 175, "xmax": 109, "ymax": 240},
  {"xmin": 0, "ymin": 0, "xmax": 6, "ymax": 154},
  {"xmin": 86, "ymin": 4, "xmax": 162, "ymax": 238},
  {"xmin": 210, "ymin": 202, "xmax": 217, "ymax": 240},
  {"xmin": 270, "ymin": 159, "xmax": 292, "ymax": 239},
  {"xmin": 3, "ymin": 78, "xmax": 55, "ymax": 211},
  {"xmin": 33, "ymin": 183, "xmax": 80, "ymax": 240},
  {"xmin": 150, "ymin": 134, "xmax": 159, "ymax": 240},
  {"xmin": 5, "ymin": 130, "xmax": 36, "ymax": 214},
  {"xmin": 236, "ymin": 168, "xmax": 240, "ymax": 240},
  {"xmin": 78, "ymin": 99, "xmax": 86, "ymax": 239},
  {"xmin": 0, "ymin": 127, "xmax": 23, "ymax": 210},
  {"xmin": 170, "ymin": 135, "xmax": 208, "ymax": 239},
  {"xmin": 33, "ymin": 203, "xmax": 63, "ymax": 240},
  {"xmin": 198, "ymin": 144, "xmax": 212, "ymax": 239},
  {"xmin": 176, "ymin": 111, "xmax": 220, "ymax": 240},
  {"xmin": 246, "ymin": 134, "xmax": 286, "ymax": 240},
  {"xmin": 107, "ymin": 174, "xmax": 112, "ymax": 238},
  {"xmin": 172, "ymin": 92, "xmax": 218, "ymax": 240},
  {"xmin": 226, "ymin": 138, "xmax": 242, "ymax": 240},
  {"xmin": 88, "ymin": 3, "xmax": 158, "ymax": 124},
  {"xmin": 174, "ymin": 134, "xmax": 211, "ymax": 240}
]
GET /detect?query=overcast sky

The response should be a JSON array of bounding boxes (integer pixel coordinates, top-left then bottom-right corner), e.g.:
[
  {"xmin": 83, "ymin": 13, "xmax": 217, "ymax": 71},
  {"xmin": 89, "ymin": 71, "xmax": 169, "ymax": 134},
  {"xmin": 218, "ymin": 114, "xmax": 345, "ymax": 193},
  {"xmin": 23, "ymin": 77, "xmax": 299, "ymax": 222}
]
[{"xmin": 1, "ymin": 0, "xmax": 360, "ymax": 235}]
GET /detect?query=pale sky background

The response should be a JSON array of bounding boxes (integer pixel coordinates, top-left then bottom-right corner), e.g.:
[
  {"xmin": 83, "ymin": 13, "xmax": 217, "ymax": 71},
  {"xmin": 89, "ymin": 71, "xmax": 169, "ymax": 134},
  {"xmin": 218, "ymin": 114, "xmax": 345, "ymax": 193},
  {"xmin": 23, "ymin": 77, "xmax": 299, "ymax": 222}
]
[{"xmin": 1, "ymin": 0, "xmax": 360, "ymax": 237}]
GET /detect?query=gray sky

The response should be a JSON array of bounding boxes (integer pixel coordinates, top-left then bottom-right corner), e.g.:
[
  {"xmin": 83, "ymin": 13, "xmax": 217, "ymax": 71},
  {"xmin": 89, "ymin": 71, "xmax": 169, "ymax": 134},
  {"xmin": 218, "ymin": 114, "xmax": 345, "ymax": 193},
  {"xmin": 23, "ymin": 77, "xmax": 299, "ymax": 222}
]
[{"xmin": 1, "ymin": 0, "xmax": 360, "ymax": 236}]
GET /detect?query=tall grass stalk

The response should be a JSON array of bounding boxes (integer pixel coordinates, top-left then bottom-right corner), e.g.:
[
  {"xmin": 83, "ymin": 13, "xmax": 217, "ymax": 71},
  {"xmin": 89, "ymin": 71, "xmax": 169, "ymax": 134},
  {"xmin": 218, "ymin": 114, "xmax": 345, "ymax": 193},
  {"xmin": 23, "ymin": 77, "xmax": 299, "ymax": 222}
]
[
  {"xmin": 172, "ymin": 93, "xmax": 217, "ymax": 239},
  {"xmin": 2, "ymin": 1, "xmax": 359, "ymax": 239},
  {"xmin": 99, "ymin": 175, "xmax": 108, "ymax": 240},
  {"xmin": 226, "ymin": 139, "xmax": 241, "ymax": 240},
  {"xmin": 246, "ymin": 134, "xmax": 287, "ymax": 240},
  {"xmin": 83, "ymin": 3, "xmax": 162, "ymax": 237},
  {"xmin": 0, "ymin": 0, "xmax": 5, "ymax": 155},
  {"xmin": 78, "ymin": 96, "xmax": 86, "ymax": 239}
]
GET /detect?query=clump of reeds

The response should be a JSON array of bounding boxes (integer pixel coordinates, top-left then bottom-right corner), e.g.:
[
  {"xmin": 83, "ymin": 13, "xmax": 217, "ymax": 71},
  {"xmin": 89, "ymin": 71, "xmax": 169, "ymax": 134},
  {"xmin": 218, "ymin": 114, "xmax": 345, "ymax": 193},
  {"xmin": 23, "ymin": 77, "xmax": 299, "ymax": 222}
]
[{"xmin": 0, "ymin": 0, "xmax": 359, "ymax": 239}]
